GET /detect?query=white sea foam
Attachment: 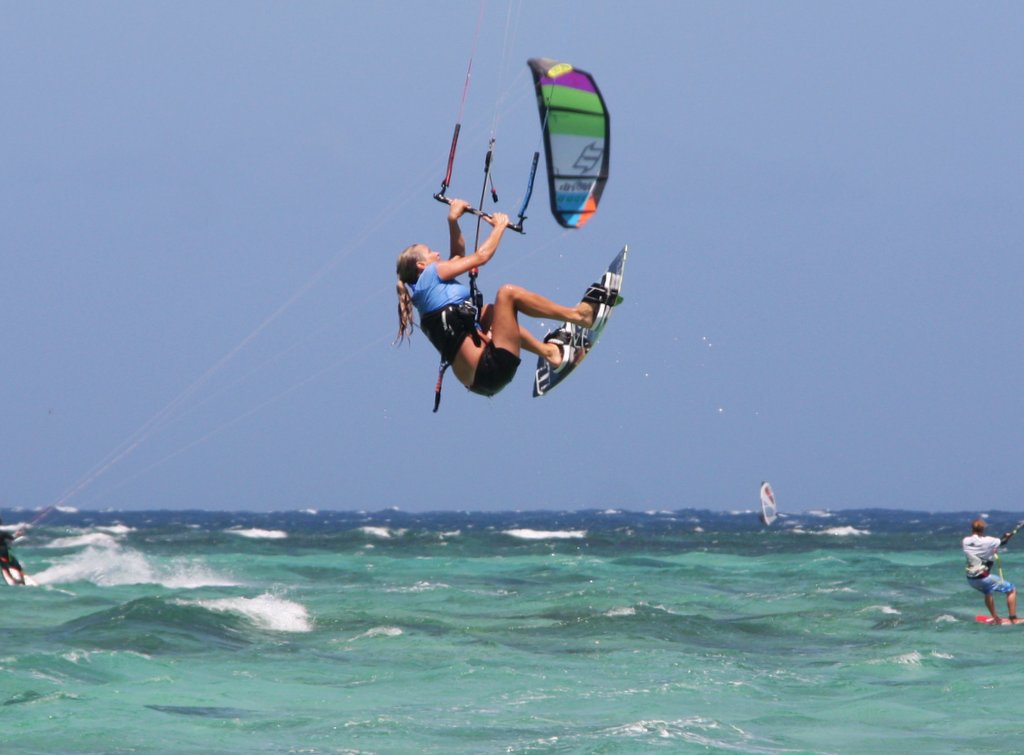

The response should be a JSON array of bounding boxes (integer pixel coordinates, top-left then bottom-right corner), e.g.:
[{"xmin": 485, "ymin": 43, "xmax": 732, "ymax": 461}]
[
  {"xmin": 604, "ymin": 717, "xmax": 750, "ymax": 747},
  {"xmin": 186, "ymin": 594, "xmax": 312, "ymax": 632},
  {"xmin": 226, "ymin": 528, "xmax": 287, "ymax": 539},
  {"xmin": 96, "ymin": 524, "xmax": 134, "ymax": 535},
  {"xmin": 44, "ymin": 532, "xmax": 121, "ymax": 549},
  {"xmin": 935, "ymin": 614, "xmax": 958, "ymax": 623},
  {"xmin": 812, "ymin": 526, "xmax": 870, "ymax": 536},
  {"xmin": 63, "ymin": 649, "xmax": 151, "ymax": 664},
  {"xmin": 604, "ymin": 606, "xmax": 636, "ymax": 617},
  {"xmin": 869, "ymin": 651, "xmax": 924, "ymax": 666},
  {"xmin": 503, "ymin": 529, "xmax": 587, "ymax": 540},
  {"xmin": 387, "ymin": 581, "xmax": 449, "ymax": 593},
  {"xmin": 31, "ymin": 545, "xmax": 238, "ymax": 588},
  {"xmin": 863, "ymin": 605, "xmax": 901, "ymax": 615},
  {"xmin": 892, "ymin": 651, "xmax": 924, "ymax": 665},
  {"xmin": 159, "ymin": 561, "xmax": 240, "ymax": 589},
  {"xmin": 348, "ymin": 626, "xmax": 403, "ymax": 641},
  {"xmin": 359, "ymin": 526, "xmax": 393, "ymax": 538}
]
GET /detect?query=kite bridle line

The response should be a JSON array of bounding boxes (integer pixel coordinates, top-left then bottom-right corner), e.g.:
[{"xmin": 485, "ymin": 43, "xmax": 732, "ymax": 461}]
[
  {"xmin": 436, "ymin": 0, "xmax": 483, "ymax": 201},
  {"xmin": 432, "ymin": 0, "xmax": 537, "ymax": 235},
  {"xmin": 28, "ymin": 506, "xmax": 56, "ymax": 527},
  {"xmin": 468, "ymin": 138, "xmax": 496, "ymax": 312}
]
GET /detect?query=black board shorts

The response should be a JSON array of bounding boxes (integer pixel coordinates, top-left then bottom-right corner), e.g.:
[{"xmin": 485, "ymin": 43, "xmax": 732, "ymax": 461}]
[{"xmin": 469, "ymin": 343, "xmax": 521, "ymax": 397}]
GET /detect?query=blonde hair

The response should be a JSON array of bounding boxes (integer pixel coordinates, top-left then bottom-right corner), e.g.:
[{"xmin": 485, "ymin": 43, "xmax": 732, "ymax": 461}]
[{"xmin": 395, "ymin": 244, "xmax": 424, "ymax": 344}]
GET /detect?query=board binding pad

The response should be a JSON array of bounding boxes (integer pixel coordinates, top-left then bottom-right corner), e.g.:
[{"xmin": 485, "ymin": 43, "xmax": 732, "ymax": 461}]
[{"xmin": 533, "ymin": 245, "xmax": 626, "ymax": 397}]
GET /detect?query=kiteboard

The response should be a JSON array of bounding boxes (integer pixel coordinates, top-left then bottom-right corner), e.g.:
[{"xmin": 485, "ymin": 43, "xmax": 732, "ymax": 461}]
[
  {"xmin": 533, "ymin": 245, "xmax": 626, "ymax": 397},
  {"xmin": 976, "ymin": 615, "xmax": 1023, "ymax": 625},
  {"xmin": 759, "ymin": 481, "xmax": 778, "ymax": 526},
  {"xmin": 2, "ymin": 567, "xmax": 36, "ymax": 587}
]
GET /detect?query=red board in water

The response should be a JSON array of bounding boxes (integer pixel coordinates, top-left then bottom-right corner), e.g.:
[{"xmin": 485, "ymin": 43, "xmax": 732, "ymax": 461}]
[{"xmin": 976, "ymin": 615, "xmax": 1023, "ymax": 625}]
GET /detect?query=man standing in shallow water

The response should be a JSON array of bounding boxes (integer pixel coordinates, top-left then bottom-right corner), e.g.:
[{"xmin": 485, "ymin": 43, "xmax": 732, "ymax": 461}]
[{"xmin": 963, "ymin": 518, "xmax": 1021, "ymax": 624}]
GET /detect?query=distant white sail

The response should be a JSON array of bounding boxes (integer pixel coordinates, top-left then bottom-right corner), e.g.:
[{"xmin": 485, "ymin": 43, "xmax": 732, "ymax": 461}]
[{"xmin": 759, "ymin": 481, "xmax": 778, "ymax": 526}]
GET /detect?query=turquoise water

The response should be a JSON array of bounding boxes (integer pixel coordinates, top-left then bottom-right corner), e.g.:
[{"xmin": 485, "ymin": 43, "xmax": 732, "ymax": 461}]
[{"xmin": 3, "ymin": 508, "xmax": 1022, "ymax": 753}]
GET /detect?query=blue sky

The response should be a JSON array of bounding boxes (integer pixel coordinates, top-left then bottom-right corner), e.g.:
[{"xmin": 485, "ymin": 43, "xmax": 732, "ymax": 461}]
[{"xmin": 3, "ymin": 2, "xmax": 1022, "ymax": 513}]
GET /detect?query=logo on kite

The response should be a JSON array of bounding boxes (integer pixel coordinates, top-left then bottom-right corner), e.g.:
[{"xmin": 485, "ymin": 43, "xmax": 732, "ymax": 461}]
[
  {"xmin": 573, "ymin": 143, "xmax": 605, "ymax": 174},
  {"xmin": 545, "ymin": 62, "xmax": 574, "ymax": 78}
]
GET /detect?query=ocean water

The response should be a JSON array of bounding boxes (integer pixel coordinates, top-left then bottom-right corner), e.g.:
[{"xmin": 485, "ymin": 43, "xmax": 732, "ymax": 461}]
[{"xmin": 3, "ymin": 507, "xmax": 1023, "ymax": 754}]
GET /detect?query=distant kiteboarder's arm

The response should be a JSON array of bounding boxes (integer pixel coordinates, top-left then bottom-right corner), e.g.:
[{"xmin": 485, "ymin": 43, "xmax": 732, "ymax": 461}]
[
  {"xmin": 1000, "ymin": 521, "xmax": 1024, "ymax": 546},
  {"xmin": 448, "ymin": 199, "xmax": 470, "ymax": 258}
]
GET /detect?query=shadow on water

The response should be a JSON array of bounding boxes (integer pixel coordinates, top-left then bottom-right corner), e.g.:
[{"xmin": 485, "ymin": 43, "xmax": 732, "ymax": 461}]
[{"xmin": 145, "ymin": 704, "xmax": 255, "ymax": 718}]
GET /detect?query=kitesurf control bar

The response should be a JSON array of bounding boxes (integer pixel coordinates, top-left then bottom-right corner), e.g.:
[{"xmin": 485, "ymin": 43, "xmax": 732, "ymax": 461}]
[{"xmin": 433, "ymin": 193, "xmax": 526, "ymax": 234}]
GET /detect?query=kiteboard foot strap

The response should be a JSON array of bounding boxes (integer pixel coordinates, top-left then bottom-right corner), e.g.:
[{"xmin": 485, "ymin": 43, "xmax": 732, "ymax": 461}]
[
  {"xmin": 583, "ymin": 277, "xmax": 624, "ymax": 308},
  {"xmin": 581, "ymin": 277, "xmax": 623, "ymax": 331},
  {"xmin": 544, "ymin": 330, "xmax": 584, "ymax": 374}
]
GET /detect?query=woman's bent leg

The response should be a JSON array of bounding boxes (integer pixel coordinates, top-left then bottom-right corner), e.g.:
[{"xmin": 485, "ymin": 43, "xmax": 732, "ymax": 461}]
[{"xmin": 489, "ymin": 284, "xmax": 593, "ymax": 353}]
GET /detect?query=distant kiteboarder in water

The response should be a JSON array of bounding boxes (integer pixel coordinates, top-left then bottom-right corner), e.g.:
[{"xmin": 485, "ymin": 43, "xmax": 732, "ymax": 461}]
[
  {"xmin": 0, "ymin": 516, "xmax": 29, "ymax": 586},
  {"xmin": 963, "ymin": 517, "xmax": 1024, "ymax": 624},
  {"xmin": 395, "ymin": 199, "xmax": 617, "ymax": 408}
]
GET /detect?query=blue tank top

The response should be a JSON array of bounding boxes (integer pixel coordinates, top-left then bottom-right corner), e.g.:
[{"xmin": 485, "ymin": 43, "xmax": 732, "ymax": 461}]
[{"xmin": 410, "ymin": 263, "xmax": 471, "ymax": 316}]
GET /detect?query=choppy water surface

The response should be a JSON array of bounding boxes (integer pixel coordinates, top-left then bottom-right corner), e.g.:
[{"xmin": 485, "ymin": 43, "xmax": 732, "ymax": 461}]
[{"xmin": 3, "ymin": 508, "xmax": 1022, "ymax": 753}]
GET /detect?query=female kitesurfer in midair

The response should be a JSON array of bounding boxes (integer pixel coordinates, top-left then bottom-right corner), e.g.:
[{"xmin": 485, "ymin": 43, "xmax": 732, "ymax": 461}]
[{"xmin": 395, "ymin": 199, "xmax": 612, "ymax": 399}]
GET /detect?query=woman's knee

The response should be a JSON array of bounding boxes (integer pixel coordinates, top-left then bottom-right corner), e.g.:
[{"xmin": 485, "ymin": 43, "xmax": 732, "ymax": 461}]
[{"xmin": 494, "ymin": 284, "xmax": 525, "ymax": 305}]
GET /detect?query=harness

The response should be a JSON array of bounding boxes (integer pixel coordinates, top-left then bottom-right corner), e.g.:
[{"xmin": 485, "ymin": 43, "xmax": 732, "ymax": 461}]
[
  {"xmin": 966, "ymin": 559, "xmax": 993, "ymax": 579},
  {"xmin": 420, "ymin": 300, "xmax": 482, "ymax": 412}
]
